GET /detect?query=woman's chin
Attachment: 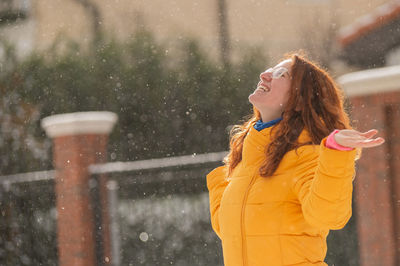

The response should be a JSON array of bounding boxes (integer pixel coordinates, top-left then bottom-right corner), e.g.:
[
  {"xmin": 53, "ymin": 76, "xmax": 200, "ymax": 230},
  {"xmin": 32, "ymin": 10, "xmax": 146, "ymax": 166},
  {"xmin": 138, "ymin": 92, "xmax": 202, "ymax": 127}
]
[{"xmin": 248, "ymin": 93, "xmax": 261, "ymax": 105}]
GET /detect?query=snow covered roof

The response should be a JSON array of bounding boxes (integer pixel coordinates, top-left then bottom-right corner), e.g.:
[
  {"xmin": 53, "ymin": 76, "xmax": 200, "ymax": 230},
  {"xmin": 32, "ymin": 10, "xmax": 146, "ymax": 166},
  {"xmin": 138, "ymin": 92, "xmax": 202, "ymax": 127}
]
[
  {"xmin": 338, "ymin": 1, "xmax": 400, "ymax": 68},
  {"xmin": 338, "ymin": 1, "xmax": 400, "ymax": 47}
]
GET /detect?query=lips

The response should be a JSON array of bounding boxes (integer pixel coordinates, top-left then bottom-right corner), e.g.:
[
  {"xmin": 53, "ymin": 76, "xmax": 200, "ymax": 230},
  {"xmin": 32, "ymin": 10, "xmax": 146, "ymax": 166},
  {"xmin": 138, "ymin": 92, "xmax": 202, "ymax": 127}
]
[{"xmin": 257, "ymin": 81, "xmax": 271, "ymax": 92}]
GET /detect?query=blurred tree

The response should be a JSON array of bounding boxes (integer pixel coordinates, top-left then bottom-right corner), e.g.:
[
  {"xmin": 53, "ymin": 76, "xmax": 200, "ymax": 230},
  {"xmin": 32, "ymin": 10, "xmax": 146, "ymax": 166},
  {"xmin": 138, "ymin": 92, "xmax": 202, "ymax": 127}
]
[
  {"xmin": 0, "ymin": 42, "xmax": 51, "ymax": 175},
  {"xmin": 11, "ymin": 29, "xmax": 266, "ymax": 164},
  {"xmin": 216, "ymin": 0, "xmax": 231, "ymax": 67}
]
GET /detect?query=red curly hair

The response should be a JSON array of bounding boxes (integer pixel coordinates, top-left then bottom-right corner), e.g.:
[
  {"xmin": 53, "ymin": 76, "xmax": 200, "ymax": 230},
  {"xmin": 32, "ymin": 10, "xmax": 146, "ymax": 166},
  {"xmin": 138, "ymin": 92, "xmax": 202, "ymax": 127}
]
[{"xmin": 224, "ymin": 52, "xmax": 361, "ymax": 178}]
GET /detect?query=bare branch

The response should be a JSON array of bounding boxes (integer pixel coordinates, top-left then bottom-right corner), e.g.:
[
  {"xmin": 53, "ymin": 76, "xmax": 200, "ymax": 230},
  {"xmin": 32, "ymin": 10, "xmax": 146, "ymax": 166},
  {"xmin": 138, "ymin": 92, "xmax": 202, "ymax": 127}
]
[{"xmin": 71, "ymin": 0, "xmax": 102, "ymax": 44}]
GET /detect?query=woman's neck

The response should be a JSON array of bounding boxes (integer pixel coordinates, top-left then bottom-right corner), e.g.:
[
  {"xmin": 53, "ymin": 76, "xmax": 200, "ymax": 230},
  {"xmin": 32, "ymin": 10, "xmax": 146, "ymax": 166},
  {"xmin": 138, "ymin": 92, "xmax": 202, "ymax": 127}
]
[{"xmin": 260, "ymin": 112, "xmax": 282, "ymax": 123}]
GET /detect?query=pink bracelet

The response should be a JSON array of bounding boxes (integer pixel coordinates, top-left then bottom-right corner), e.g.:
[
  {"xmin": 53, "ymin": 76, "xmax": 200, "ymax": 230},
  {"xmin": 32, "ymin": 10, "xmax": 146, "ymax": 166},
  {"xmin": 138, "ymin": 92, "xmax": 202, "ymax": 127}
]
[{"xmin": 325, "ymin": 129, "xmax": 354, "ymax": 151}]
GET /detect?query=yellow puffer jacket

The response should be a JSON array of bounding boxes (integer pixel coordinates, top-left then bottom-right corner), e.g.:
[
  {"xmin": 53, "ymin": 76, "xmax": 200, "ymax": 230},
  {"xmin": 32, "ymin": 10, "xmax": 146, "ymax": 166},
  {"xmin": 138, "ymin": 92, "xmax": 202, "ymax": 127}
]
[{"xmin": 207, "ymin": 125, "xmax": 357, "ymax": 266}]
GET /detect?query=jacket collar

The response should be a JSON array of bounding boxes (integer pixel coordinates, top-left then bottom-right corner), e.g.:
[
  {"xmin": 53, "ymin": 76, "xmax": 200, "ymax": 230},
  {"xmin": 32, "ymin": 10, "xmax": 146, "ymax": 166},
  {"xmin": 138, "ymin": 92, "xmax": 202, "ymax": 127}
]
[{"xmin": 242, "ymin": 125, "xmax": 312, "ymax": 165}]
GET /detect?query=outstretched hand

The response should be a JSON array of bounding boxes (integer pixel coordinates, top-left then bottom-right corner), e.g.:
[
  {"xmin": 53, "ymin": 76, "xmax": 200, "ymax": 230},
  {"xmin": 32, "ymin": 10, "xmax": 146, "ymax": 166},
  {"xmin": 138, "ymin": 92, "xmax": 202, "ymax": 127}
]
[{"xmin": 335, "ymin": 129, "xmax": 385, "ymax": 149}]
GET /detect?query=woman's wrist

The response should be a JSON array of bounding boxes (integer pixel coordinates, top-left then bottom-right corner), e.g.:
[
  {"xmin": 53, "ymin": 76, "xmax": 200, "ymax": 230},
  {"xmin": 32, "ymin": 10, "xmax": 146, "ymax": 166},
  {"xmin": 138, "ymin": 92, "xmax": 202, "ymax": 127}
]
[{"xmin": 326, "ymin": 129, "xmax": 355, "ymax": 151}]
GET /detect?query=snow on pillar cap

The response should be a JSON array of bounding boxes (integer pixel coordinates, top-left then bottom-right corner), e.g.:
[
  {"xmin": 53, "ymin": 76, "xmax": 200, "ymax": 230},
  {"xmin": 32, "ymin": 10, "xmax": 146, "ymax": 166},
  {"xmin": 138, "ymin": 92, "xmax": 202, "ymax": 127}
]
[{"xmin": 41, "ymin": 111, "xmax": 118, "ymax": 138}]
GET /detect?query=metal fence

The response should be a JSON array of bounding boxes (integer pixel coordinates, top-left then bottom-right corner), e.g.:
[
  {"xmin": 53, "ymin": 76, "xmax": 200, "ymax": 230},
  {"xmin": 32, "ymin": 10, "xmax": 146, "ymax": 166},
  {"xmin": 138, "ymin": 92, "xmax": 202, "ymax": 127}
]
[
  {"xmin": 0, "ymin": 170, "xmax": 57, "ymax": 265},
  {"xmin": 89, "ymin": 151, "xmax": 227, "ymax": 266}
]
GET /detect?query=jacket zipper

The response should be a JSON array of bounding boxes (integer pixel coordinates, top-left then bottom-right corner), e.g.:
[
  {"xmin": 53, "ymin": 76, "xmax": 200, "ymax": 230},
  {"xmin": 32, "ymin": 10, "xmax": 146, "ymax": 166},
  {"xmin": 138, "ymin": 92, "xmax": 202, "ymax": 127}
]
[{"xmin": 241, "ymin": 173, "xmax": 257, "ymax": 266}]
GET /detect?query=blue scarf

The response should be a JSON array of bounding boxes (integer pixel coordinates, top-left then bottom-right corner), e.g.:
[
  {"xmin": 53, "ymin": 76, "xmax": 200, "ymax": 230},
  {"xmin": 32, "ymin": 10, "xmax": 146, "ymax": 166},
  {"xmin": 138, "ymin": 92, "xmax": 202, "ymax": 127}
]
[{"xmin": 253, "ymin": 117, "xmax": 282, "ymax": 131}]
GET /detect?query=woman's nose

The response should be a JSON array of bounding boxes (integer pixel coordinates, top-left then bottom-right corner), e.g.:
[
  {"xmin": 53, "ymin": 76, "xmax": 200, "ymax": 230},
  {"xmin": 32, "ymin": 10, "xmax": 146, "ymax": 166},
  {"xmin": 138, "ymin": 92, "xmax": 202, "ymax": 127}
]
[{"xmin": 260, "ymin": 71, "xmax": 272, "ymax": 82}]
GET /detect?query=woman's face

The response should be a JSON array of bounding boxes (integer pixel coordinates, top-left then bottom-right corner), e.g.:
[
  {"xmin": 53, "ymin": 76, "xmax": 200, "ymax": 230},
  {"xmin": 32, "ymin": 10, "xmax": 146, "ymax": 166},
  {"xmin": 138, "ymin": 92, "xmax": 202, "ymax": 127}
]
[{"xmin": 248, "ymin": 59, "xmax": 293, "ymax": 116}]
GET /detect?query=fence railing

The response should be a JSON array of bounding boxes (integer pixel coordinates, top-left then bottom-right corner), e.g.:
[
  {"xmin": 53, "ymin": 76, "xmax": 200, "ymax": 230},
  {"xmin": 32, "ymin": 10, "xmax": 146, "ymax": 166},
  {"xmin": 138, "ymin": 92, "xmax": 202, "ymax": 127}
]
[
  {"xmin": 89, "ymin": 151, "xmax": 227, "ymax": 266},
  {"xmin": 0, "ymin": 170, "xmax": 57, "ymax": 265}
]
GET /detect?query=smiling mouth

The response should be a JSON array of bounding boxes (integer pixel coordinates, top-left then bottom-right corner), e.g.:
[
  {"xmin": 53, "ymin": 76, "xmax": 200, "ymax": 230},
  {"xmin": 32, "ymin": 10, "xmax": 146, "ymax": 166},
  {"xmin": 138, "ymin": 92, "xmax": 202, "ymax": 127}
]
[{"xmin": 257, "ymin": 85, "xmax": 271, "ymax": 92}]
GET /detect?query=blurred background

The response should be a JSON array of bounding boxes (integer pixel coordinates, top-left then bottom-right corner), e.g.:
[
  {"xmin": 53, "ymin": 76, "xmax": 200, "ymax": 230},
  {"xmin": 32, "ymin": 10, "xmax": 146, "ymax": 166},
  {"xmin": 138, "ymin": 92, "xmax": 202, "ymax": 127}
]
[{"xmin": 0, "ymin": 0, "xmax": 399, "ymax": 265}]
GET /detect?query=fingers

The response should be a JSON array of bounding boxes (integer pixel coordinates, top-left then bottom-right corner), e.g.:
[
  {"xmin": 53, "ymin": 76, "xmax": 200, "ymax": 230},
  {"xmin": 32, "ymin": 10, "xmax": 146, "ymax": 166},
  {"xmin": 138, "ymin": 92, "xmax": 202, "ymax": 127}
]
[
  {"xmin": 337, "ymin": 129, "xmax": 385, "ymax": 149},
  {"xmin": 360, "ymin": 129, "xmax": 378, "ymax": 138},
  {"xmin": 358, "ymin": 137, "xmax": 385, "ymax": 143},
  {"xmin": 359, "ymin": 129, "xmax": 386, "ymax": 144},
  {"xmin": 355, "ymin": 137, "xmax": 385, "ymax": 148}
]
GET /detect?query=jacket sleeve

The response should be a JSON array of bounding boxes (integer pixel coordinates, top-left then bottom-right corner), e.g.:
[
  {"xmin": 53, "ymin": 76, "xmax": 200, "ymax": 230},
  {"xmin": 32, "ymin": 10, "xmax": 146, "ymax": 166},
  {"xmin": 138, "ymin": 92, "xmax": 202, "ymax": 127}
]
[
  {"xmin": 206, "ymin": 165, "xmax": 229, "ymax": 238},
  {"xmin": 292, "ymin": 137, "xmax": 357, "ymax": 230}
]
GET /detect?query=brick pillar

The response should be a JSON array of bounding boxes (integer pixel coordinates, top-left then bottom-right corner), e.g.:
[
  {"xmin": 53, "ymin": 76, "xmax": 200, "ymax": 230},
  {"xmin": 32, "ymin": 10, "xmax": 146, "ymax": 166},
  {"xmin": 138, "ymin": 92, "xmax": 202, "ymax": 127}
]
[
  {"xmin": 41, "ymin": 112, "xmax": 117, "ymax": 266},
  {"xmin": 350, "ymin": 95, "xmax": 396, "ymax": 266},
  {"xmin": 339, "ymin": 66, "xmax": 400, "ymax": 266}
]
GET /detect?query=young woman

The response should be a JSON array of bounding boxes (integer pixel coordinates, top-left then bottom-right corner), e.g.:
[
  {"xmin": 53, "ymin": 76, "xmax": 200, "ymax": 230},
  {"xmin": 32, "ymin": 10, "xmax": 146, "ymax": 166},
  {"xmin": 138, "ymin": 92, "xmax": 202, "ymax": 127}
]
[{"xmin": 206, "ymin": 53, "xmax": 385, "ymax": 266}]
